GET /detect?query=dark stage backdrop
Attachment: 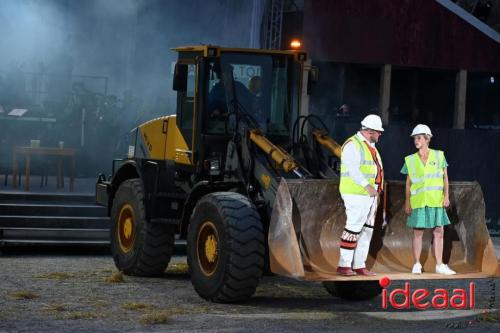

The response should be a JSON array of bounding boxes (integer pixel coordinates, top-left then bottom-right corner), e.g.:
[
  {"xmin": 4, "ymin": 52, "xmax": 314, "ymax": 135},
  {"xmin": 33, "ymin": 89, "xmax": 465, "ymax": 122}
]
[{"xmin": 304, "ymin": 0, "xmax": 500, "ymax": 72}]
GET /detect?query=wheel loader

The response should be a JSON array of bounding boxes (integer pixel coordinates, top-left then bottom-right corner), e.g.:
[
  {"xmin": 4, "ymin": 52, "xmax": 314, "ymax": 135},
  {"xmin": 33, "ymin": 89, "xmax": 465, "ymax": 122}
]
[{"xmin": 96, "ymin": 45, "xmax": 500, "ymax": 303}]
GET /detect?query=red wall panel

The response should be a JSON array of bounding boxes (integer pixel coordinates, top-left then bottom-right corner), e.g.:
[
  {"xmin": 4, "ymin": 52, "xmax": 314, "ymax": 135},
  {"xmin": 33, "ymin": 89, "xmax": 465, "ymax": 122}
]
[{"xmin": 304, "ymin": 0, "xmax": 500, "ymax": 72}]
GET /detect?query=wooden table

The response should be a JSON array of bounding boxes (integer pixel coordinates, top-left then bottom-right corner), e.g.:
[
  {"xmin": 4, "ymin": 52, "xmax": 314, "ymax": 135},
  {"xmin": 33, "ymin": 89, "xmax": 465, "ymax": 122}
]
[{"xmin": 12, "ymin": 147, "xmax": 78, "ymax": 192}]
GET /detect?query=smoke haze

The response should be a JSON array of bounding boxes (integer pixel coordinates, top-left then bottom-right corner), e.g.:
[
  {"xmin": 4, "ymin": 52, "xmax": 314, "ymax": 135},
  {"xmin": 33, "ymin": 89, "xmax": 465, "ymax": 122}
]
[{"xmin": 0, "ymin": 0, "xmax": 264, "ymax": 175}]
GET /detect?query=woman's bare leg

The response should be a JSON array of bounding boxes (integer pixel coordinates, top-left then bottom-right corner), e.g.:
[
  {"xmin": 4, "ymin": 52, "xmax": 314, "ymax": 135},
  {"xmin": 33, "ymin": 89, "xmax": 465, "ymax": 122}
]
[
  {"xmin": 413, "ymin": 229, "xmax": 424, "ymax": 263},
  {"xmin": 433, "ymin": 226, "xmax": 444, "ymax": 265}
]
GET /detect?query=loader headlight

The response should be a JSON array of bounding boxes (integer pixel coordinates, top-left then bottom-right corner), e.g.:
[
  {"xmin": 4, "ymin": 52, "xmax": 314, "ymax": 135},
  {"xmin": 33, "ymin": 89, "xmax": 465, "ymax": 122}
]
[
  {"xmin": 210, "ymin": 159, "xmax": 220, "ymax": 172},
  {"xmin": 204, "ymin": 157, "xmax": 221, "ymax": 175}
]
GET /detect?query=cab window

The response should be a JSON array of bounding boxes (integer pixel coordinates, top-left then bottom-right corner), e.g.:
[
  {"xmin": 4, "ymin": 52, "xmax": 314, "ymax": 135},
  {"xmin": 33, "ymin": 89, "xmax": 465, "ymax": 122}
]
[{"xmin": 180, "ymin": 64, "xmax": 196, "ymax": 130}]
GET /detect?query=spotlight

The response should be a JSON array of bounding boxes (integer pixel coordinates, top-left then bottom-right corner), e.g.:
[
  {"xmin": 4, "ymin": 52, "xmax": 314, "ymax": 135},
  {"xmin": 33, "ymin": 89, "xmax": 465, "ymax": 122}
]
[{"xmin": 290, "ymin": 39, "xmax": 302, "ymax": 49}]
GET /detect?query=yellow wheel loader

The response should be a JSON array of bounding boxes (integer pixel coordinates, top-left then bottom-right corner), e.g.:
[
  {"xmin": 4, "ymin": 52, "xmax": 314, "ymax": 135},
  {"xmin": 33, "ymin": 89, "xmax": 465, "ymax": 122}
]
[{"xmin": 96, "ymin": 45, "xmax": 499, "ymax": 303}]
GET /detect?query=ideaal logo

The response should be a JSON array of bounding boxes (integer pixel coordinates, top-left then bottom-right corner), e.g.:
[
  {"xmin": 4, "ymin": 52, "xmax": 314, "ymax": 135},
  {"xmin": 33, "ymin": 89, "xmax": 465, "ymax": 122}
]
[{"xmin": 379, "ymin": 276, "xmax": 475, "ymax": 310}]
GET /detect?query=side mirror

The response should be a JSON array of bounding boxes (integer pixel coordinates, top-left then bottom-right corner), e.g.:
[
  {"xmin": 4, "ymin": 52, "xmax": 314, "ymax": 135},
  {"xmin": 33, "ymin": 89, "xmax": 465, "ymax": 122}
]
[
  {"xmin": 307, "ymin": 66, "xmax": 319, "ymax": 95},
  {"xmin": 173, "ymin": 63, "xmax": 188, "ymax": 92}
]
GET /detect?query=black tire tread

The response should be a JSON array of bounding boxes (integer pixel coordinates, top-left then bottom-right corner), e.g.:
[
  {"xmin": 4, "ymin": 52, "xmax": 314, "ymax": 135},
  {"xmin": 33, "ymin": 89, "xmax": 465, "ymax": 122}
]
[
  {"xmin": 112, "ymin": 179, "xmax": 175, "ymax": 277},
  {"xmin": 188, "ymin": 192, "xmax": 265, "ymax": 303}
]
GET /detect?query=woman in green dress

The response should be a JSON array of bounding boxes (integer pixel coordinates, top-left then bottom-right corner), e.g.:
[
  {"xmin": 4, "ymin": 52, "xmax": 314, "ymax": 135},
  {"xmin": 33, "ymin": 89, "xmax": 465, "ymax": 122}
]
[{"xmin": 401, "ymin": 124, "xmax": 456, "ymax": 275}]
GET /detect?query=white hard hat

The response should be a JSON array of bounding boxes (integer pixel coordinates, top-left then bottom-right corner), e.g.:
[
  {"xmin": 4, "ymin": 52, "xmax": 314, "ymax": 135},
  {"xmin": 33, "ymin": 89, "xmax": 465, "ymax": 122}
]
[
  {"xmin": 410, "ymin": 124, "xmax": 432, "ymax": 137},
  {"xmin": 360, "ymin": 114, "xmax": 384, "ymax": 132}
]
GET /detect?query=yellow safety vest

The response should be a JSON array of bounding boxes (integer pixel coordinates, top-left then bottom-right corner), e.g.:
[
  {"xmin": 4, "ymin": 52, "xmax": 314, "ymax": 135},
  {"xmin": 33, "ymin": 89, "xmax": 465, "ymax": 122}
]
[
  {"xmin": 339, "ymin": 134, "xmax": 382, "ymax": 196},
  {"xmin": 404, "ymin": 149, "xmax": 445, "ymax": 209}
]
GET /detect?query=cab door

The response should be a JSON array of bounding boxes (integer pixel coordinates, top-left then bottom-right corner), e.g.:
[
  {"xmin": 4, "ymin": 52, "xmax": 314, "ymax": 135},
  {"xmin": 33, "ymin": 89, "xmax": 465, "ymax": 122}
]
[{"xmin": 174, "ymin": 60, "xmax": 198, "ymax": 167}]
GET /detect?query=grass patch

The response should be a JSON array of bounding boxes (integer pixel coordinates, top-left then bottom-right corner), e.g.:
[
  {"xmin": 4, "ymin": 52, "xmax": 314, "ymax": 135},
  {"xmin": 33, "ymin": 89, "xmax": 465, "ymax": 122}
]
[
  {"xmin": 88, "ymin": 300, "xmax": 108, "ymax": 310},
  {"xmin": 139, "ymin": 310, "xmax": 171, "ymax": 325},
  {"xmin": 42, "ymin": 303, "xmax": 67, "ymax": 312},
  {"xmin": 121, "ymin": 302, "xmax": 155, "ymax": 311},
  {"xmin": 166, "ymin": 262, "xmax": 188, "ymax": 274},
  {"xmin": 482, "ymin": 311, "xmax": 500, "ymax": 322},
  {"xmin": 104, "ymin": 271, "xmax": 125, "ymax": 283},
  {"xmin": 138, "ymin": 307, "xmax": 189, "ymax": 325},
  {"xmin": 63, "ymin": 311, "xmax": 98, "ymax": 320},
  {"xmin": 37, "ymin": 272, "xmax": 75, "ymax": 280},
  {"xmin": 10, "ymin": 291, "xmax": 39, "ymax": 300},
  {"xmin": 37, "ymin": 271, "xmax": 113, "ymax": 282}
]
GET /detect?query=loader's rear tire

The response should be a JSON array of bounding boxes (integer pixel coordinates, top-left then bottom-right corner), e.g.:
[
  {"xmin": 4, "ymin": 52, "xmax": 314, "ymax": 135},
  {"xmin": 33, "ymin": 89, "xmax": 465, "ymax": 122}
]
[
  {"xmin": 111, "ymin": 178, "xmax": 175, "ymax": 276},
  {"xmin": 187, "ymin": 192, "xmax": 265, "ymax": 303},
  {"xmin": 323, "ymin": 281, "xmax": 382, "ymax": 301}
]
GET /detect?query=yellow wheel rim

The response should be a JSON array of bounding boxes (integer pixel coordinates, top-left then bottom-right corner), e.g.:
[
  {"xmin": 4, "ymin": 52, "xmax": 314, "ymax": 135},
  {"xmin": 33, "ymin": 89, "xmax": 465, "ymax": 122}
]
[
  {"xmin": 117, "ymin": 204, "xmax": 135, "ymax": 253},
  {"xmin": 196, "ymin": 221, "xmax": 219, "ymax": 276}
]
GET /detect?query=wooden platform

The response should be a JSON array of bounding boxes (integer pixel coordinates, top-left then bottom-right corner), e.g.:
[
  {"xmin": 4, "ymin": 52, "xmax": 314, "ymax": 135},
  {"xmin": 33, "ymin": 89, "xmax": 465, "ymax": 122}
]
[{"xmin": 302, "ymin": 271, "xmax": 498, "ymax": 282}]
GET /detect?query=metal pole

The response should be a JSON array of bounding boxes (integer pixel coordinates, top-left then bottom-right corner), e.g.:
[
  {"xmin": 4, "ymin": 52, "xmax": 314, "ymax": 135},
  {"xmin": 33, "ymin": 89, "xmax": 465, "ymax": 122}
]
[{"xmin": 81, "ymin": 108, "xmax": 86, "ymax": 147}]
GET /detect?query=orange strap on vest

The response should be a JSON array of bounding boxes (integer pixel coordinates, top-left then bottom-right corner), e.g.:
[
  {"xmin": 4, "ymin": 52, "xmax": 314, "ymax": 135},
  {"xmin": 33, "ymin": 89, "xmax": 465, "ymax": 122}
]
[{"xmin": 363, "ymin": 142, "xmax": 384, "ymax": 192}]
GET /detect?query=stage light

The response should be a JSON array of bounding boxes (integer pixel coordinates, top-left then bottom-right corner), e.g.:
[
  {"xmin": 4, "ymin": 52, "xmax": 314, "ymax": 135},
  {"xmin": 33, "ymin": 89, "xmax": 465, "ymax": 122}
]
[{"xmin": 290, "ymin": 39, "xmax": 302, "ymax": 49}]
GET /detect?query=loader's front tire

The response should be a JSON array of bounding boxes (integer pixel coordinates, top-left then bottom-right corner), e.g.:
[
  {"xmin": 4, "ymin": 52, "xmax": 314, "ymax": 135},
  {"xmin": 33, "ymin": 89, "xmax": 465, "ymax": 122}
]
[
  {"xmin": 110, "ymin": 178, "xmax": 175, "ymax": 276},
  {"xmin": 323, "ymin": 281, "xmax": 382, "ymax": 301},
  {"xmin": 187, "ymin": 192, "xmax": 265, "ymax": 303}
]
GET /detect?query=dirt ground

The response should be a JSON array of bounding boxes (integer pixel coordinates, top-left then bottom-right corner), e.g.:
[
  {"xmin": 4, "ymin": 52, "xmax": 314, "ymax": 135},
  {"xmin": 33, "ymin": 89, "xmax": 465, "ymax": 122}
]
[{"xmin": 1, "ymin": 247, "xmax": 500, "ymax": 333}]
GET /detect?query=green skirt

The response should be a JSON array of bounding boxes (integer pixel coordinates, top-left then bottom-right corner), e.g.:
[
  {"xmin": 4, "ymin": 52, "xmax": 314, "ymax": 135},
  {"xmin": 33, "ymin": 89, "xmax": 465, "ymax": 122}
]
[{"xmin": 407, "ymin": 207, "xmax": 451, "ymax": 229}]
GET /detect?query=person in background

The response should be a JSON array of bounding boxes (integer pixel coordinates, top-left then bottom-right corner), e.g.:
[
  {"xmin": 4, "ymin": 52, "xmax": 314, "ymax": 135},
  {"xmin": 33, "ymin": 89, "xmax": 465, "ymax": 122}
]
[
  {"xmin": 336, "ymin": 104, "xmax": 350, "ymax": 117},
  {"xmin": 333, "ymin": 103, "xmax": 352, "ymax": 141},
  {"xmin": 248, "ymin": 76, "xmax": 262, "ymax": 96},
  {"xmin": 208, "ymin": 63, "xmax": 254, "ymax": 119},
  {"xmin": 401, "ymin": 124, "xmax": 456, "ymax": 275},
  {"xmin": 248, "ymin": 76, "xmax": 267, "ymax": 129}
]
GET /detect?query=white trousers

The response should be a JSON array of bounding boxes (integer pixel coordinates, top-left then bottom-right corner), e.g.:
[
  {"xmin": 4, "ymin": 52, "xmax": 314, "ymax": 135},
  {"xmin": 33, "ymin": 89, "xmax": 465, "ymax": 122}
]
[{"xmin": 338, "ymin": 194, "xmax": 378, "ymax": 269}]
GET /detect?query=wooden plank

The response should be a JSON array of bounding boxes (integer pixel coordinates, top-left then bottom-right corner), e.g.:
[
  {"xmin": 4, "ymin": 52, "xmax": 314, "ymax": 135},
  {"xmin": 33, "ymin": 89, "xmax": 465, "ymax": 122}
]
[
  {"xmin": 379, "ymin": 64, "xmax": 392, "ymax": 125},
  {"xmin": 303, "ymin": 271, "xmax": 498, "ymax": 281},
  {"xmin": 454, "ymin": 69, "xmax": 467, "ymax": 129}
]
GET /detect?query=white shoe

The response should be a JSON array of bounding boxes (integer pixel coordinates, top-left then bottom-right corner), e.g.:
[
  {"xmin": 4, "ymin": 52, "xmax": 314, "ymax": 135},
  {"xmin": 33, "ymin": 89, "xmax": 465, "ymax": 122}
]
[
  {"xmin": 412, "ymin": 262, "xmax": 422, "ymax": 274},
  {"xmin": 436, "ymin": 263, "xmax": 456, "ymax": 275}
]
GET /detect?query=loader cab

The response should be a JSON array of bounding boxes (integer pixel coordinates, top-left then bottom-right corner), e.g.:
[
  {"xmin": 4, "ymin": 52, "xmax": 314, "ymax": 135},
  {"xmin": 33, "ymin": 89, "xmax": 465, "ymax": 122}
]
[
  {"xmin": 172, "ymin": 51, "xmax": 201, "ymax": 171},
  {"xmin": 172, "ymin": 46, "xmax": 306, "ymax": 176}
]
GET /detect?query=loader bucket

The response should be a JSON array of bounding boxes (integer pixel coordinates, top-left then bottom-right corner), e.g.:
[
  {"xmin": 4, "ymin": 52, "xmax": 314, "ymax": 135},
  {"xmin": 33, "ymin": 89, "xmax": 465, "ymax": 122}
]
[{"xmin": 268, "ymin": 179, "xmax": 500, "ymax": 281}]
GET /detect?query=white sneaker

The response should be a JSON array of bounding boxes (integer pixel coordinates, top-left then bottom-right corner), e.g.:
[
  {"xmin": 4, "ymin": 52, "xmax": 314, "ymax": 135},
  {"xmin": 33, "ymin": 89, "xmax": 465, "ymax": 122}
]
[
  {"xmin": 436, "ymin": 263, "xmax": 456, "ymax": 275},
  {"xmin": 412, "ymin": 262, "xmax": 422, "ymax": 274}
]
